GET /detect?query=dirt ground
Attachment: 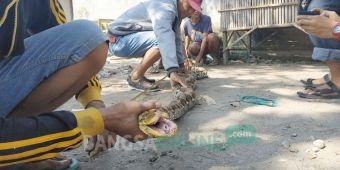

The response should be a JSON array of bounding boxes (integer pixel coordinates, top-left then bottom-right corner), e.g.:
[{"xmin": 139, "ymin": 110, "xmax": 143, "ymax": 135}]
[{"xmin": 60, "ymin": 56, "xmax": 340, "ymax": 170}]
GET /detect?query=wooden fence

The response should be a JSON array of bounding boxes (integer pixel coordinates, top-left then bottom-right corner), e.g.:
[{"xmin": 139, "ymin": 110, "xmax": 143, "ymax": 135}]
[{"xmin": 218, "ymin": 0, "xmax": 300, "ymax": 64}]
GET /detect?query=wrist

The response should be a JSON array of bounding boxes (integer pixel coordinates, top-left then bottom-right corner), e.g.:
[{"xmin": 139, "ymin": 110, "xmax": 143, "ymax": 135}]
[
  {"xmin": 167, "ymin": 67, "xmax": 179, "ymax": 77},
  {"xmin": 169, "ymin": 71, "xmax": 178, "ymax": 78},
  {"xmin": 98, "ymin": 107, "xmax": 118, "ymax": 130},
  {"xmin": 86, "ymin": 100, "xmax": 105, "ymax": 109}
]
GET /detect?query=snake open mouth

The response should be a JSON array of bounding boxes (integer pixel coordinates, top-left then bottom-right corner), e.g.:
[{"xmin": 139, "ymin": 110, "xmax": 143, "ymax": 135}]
[
  {"xmin": 139, "ymin": 109, "xmax": 178, "ymax": 137},
  {"xmin": 149, "ymin": 117, "xmax": 177, "ymax": 135}
]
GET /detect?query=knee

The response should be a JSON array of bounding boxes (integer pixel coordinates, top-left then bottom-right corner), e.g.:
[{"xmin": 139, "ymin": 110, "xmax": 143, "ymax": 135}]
[
  {"xmin": 207, "ymin": 33, "xmax": 220, "ymax": 46},
  {"xmin": 189, "ymin": 43, "xmax": 200, "ymax": 56},
  {"xmin": 89, "ymin": 42, "xmax": 108, "ymax": 69},
  {"xmin": 66, "ymin": 20, "xmax": 104, "ymax": 42},
  {"xmin": 70, "ymin": 20, "xmax": 107, "ymax": 67}
]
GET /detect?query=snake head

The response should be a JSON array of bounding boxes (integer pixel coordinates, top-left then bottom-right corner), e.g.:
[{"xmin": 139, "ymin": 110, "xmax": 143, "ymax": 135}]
[{"xmin": 138, "ymin": 109, "xmax": 177, "ymax": 138}]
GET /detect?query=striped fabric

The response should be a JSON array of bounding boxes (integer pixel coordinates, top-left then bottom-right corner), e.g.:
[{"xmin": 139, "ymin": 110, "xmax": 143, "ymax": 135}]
[
  {"xmin": 0, "ymin": 111, "xmax": 83, "ymax": 167},
  {"xmin": 50, "ymin": 0, "xmax": 67, "ymax": 24},
  {"xmin": 76, "ymin": 76, "xmax": 103, "ymax": 107}
]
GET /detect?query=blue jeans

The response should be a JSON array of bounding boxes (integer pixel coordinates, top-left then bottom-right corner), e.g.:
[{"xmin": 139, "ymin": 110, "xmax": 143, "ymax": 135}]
[
  {"xmin": 0, "ymin": 20, "xmax": 106, "ymax": 117},
  {"xmin": 306, "ymin": 0, "xmax": 340, "ymax": 61},
  {"xmin": 109, "ymin": 31, "xmax": 158, "ymax": 57}
]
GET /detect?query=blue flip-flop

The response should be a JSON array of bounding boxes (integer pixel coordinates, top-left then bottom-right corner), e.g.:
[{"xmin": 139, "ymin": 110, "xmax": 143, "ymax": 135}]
[
  {"xmin": 63, "ymin": 158, "xmax": 79, "ymax": 170},
  {"xmin": 241, "ymin": 96, "xmax": 278, "ymax": 107}
]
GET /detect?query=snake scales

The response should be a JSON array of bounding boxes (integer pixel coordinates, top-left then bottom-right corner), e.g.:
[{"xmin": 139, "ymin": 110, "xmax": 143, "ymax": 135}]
[
  {"xmin": 161, "ymin": 66, "xmax": 208, "ymax": 119},
  {"xmin": 138, "ymin": 66, "xmax": 208, "ymax": 137}
]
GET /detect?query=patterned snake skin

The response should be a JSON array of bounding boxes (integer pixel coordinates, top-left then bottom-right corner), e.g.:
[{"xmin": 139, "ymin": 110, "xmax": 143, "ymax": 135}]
[{"xmin": 161, "ymin": 66, "xmax": 208, "ymax": 120}]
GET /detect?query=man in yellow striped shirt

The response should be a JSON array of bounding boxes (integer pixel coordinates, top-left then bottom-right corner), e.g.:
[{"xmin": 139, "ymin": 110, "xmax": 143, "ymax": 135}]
[{"xmin": 0, "ymin": 0, "xmax": 158, "ymax": 169}]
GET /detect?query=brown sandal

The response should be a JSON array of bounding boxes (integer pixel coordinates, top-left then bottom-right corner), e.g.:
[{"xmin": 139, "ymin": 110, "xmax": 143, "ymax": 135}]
[
  {"xmin": 300, "ymin": 74, "xmax": 328, "ymax": 89},
  {"xmin": 297, "ymin": 75, "xmax": 340, "ymax": 99},
  {"xmin": 127, "ymin": 75, "xmax": 160, "ymax": 92}
]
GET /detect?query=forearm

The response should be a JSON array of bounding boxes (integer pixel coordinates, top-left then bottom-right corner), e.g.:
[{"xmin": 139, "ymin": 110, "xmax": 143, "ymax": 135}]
[
  {"xmin": 174, "ymin": 31, "xmax": 184, "ymax": 65},
  {"xmin": 184, "ymin": 36, "xmax": 191, "ymax": 57},
  {"xmin": 158, "ymin": 37, "xmax": 179, "ymax": 71},
  {"xmin": 197, "ymin": 38, "xmax": 207, "ymax": 61}
]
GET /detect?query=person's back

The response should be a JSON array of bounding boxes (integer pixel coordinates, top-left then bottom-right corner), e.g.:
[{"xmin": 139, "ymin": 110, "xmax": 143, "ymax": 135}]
[
  {"xmin": 107, "ymin": 0, "xmax": 200, "ymax": 91},
  {"xmin": 108, "ymin": 0, "xmax": 177, "ymax": 37},
  {"xmin": 108, "ymin": 1, "xmax": 152, "ymax": 37}
]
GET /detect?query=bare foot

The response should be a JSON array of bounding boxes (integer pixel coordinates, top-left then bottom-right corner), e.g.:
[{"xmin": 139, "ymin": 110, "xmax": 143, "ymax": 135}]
[
  {"xmin": 311, "ymin": 77, "xmax": 326, "ymax": 86},
  {"xmin": 3, "ymin": 156, "xmax": 72, "ymax": 170}
]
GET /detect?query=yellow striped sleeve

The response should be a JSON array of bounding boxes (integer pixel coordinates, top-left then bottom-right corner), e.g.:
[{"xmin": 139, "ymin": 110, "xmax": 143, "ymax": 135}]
[
  {"xmin": 0, "ymin": 128, "xmax": 81, "ymax": 150},
  {"xmin": 0, "ymin": 153, "xmax": 59, "ymax": 167},
  {"xmin": 0, "ymin": 127, "xmax": 83, "ymax": 167},
  {"xmin": 0, "ymin": 135, "xmax": 83, "ymax": 161}
]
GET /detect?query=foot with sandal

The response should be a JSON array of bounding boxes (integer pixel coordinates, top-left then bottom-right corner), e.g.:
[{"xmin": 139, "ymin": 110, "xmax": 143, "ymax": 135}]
[
  {"xmin": 298, "ymin": 73, "xmax": 340, "ymax": 99},
  {"xmin": 127, "ymin": 74, "xmax": 160, "ymax": 92},
  {"xmin": 300, "ymin": 74, "xmax": 329, "ymax": 89},
  {"xmin": 296, "ymin": 8, "xmax": 340, "ymax": 100}
]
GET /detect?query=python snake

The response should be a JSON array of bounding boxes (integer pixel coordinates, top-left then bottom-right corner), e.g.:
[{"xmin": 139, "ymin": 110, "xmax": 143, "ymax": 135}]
[{"xmin": 138, "ymin": 66, "xmax": 208, "ymax": 138}]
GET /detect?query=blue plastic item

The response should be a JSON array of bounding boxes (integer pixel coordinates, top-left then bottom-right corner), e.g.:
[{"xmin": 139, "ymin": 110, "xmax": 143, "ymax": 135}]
[
  {"xmin": 241, "ymin": 96, "xmax": 278, "ymax": 107},
  {"xmin": 63, "ymin": 158, "xmax": 79, "ymax": 170}
]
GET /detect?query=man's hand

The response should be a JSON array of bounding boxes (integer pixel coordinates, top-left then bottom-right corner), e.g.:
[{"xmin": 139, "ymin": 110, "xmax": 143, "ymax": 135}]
[
  {"xmin": 319, "ymin": 9, "xmax": 340, "ymax": 22},
  {"xmin": 169, "ymin": 72, "xmax": 188, "ymax": 88},
  {"xmin": 179, "ymin": 62, "xmax": 191, "ymax": 74},
  {"xmin": 87, "ymin": 100, "xmax": 105, "ymax": 109},
  {"xmin": 296, "ymin": 9, "xmax": 340, "ymax": 38},
  {"xmin": 185, "ymin": 50, "xmax": 190, "ymax": 59},
  {"xmin": 85, "ymin": 100, "xmax": 117, "ymax": 157},
  {"xmin": 99, "ymin": 100, "xmax": 161, "ymax": 142},
  {"xmin": 195, "ymin": 55, "xmax": 203, "ymax": 64},
  {"xmin": 184, "ymin": 59, "xmax": 192, "ymax": 72}
]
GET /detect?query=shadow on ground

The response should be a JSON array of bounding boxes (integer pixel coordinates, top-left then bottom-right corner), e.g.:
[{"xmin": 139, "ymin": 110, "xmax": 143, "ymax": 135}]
[{"xmin": 61, "ymin": 62, "xmax": 340, "ymax": 170}]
